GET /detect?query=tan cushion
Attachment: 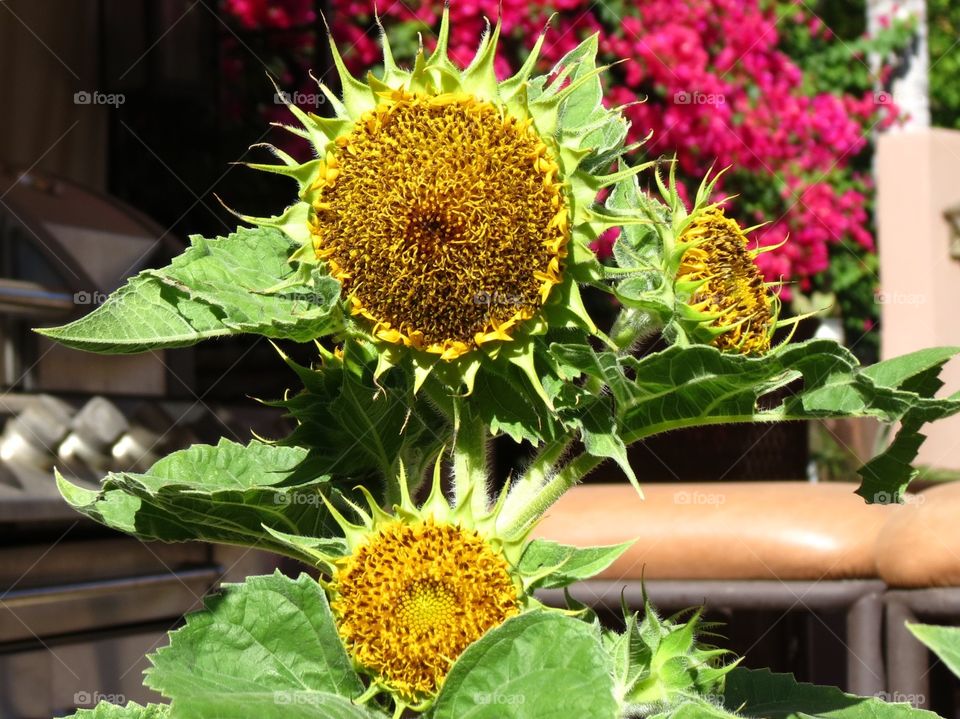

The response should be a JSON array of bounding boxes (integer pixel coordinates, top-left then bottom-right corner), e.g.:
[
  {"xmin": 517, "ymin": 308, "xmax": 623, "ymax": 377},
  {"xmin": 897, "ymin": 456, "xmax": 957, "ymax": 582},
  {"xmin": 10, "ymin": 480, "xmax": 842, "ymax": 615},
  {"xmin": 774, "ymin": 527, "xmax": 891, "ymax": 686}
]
[
  {"xmin": 877, "ymin": 481, "xmax": 960, "ymax": 587},
  {"xmin": 532, "ymin": 482, "xmax": 899, "ymax": 581}
]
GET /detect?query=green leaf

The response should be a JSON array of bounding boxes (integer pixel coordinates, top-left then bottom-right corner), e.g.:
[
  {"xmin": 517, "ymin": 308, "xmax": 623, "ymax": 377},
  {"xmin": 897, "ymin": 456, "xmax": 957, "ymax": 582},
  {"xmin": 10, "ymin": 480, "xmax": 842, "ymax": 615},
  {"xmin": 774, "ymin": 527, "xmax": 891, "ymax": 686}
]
[
  {"xmin": 274, "ymin": 342, "xmax": 447, "ymax": 488},
  {"xmin": 606, "ymin": 175, "xmax": 666, "ymax": 272},
  {"xmin": 860, "ymin": 347, "xmax": 958, "ymax": 394},
  {"xmin": 57, "ymin": 439, "xmax": 340, "ymax": 561},
  {"xmin": 38, "ymin": 226, "xmax": 342, "ymax": 353},
  {"xmin": 517, "ymin": 539, "xmax": 633, "ymax": 590},
  {"xmin": 56, "ymin": 703, "xmax": 168, "ymax": 719},
  {"xmin": 462, "ymin": 349, "xmax": 566, "ymax": 445},
  {"xmin": 430, "ymin": 612, "xmax": 617, "ymax": 719},
  {"xmin": 907, "ymin": 623, "xmax": 960, "ymax": 679},
  {"xmin": 554, "ymin": 35, "xmax": 605, "ymax": 132},
  {"xmin": 580, "ymin": 397, "xmax": 639, "ymax": 488},
  {"xmin": 723, "ymin": 668, "xmax": 939, "ymax": 718},
  {"xmin": 146, "ymin": 572, "xmax": 381, "ymax": 719},
  {"xmin": 550, "ymin": 339, "xmax": 960, "ymax": 502}
]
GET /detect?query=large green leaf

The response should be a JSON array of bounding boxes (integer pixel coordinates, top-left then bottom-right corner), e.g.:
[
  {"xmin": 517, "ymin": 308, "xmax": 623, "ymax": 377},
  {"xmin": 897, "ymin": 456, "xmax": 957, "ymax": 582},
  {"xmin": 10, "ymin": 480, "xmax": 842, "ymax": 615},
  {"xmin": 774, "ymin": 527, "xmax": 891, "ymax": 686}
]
[
  {"xmin": 146, "ymin": 572, "xmax": 385, "ymax": 719},
  {"xmin": 550, "ymin": 340, "xmax": 960, "ymax": 501},
  {"xmin": 907, "ymin": 623, "xmax": 960, "ymax": 679},
  {"xmin": 723, "ymin": 668, "xmax": 939, "ymax": 718},
  {"xmin": 56, "ymin": 439, "xmax": 340, "ymax": 561},
  {"xmin": 56, "ymin": 703, "xmax": 168, "ymax": 719},
  {"xmin": 430, "ymin": 612, "xmax": 617, "ymax": 719},
  {"xmin": 38, "ymin": 226, "xmax": 341, "ymax": 353}
]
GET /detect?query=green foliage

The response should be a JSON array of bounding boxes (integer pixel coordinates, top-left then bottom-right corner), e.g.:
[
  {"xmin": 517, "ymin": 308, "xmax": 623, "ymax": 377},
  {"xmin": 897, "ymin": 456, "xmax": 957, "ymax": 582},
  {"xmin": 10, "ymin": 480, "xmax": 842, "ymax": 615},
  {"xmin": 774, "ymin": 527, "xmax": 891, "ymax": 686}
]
[
  {"xmin": 516, "ymin": 539, "xmax": 634, "ymax": 590},
  {"xmin": 907, "ymin": 623, "xmax": 960, "ymax": 679},
  {"xmin": 548, "ymin": 340, "xmax": 960, "ymax": 502},
  {"xmin": 430, "ymin": 612, "xmax": 618, "ymax": 719},
  {"xmin": 144, "ymin": 572, "xmax": 380, "ymax": 719},
  {"xmin": 272, "ymin": 342, "xmax": 447, "ymax": 497},
  {"xmin": 56, "ymin": 439, "xmax": 342, "ymax": 563},
  {"xmin": 607, "ymin": 601, "xmax": 734, "ymax": 716},
  {"xmin": 723, "ymin": 668, "xmax": 939, "ymax": 718},
  {"xmin": 38, "ymin": 226, "xmax": 341, "ymax": 353}
]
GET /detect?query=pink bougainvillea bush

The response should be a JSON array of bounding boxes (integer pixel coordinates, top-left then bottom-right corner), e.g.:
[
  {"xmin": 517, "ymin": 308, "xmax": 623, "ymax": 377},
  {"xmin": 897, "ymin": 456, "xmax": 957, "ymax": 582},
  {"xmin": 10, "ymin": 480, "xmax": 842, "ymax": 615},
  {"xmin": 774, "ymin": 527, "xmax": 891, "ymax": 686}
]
[{"xmin": 221, "ymin": 0, "xmax": 912, "ymax": 361}]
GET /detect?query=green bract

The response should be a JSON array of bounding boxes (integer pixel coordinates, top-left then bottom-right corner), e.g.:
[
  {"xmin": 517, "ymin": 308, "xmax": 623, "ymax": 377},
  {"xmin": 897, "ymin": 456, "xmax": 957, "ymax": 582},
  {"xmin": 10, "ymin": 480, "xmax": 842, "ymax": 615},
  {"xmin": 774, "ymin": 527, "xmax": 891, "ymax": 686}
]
[{"xmin": 42, "ymin": 10, "xmax": 960, "ymax": 719}]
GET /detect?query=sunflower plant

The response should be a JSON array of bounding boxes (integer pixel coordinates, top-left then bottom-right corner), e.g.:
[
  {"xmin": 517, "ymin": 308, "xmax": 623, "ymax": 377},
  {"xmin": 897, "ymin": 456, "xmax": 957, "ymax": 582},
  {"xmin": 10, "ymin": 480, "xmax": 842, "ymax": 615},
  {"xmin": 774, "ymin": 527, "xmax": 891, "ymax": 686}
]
[{"xmin": 43, "ymin": 10, "xmax": 960, "ymax": 719}]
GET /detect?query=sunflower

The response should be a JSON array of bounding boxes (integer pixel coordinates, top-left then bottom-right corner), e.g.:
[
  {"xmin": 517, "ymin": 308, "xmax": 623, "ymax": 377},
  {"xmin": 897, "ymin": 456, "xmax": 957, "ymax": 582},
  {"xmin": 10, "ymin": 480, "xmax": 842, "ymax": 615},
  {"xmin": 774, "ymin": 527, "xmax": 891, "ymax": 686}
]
[
  {"xmin": 243, "ymin": 8, "xmax": 646, "ymax": 396},
  {"xmin": 314, "ymin": 462, "xmax": 534, "ymax": 712},
  {"xmin": 609, "ymin": 164, "xmax": 782, "ymax": 354}
]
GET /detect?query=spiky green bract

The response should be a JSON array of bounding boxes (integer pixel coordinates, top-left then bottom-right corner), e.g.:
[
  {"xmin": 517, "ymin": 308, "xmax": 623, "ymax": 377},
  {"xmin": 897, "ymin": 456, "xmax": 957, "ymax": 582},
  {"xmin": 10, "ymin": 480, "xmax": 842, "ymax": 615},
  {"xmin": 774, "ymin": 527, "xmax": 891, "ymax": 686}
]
[
  {"xmin": 321, "ymin": 452, "xmax": 530, "ymax": 569},
  {"xmin": 606, "ymin": 163, "xmax": 781, "ymax": 354},
  {"xmin": 250, "ymin": 7, "xmax": 646, "ymax": 416},
  {"xmin": 606, "ymin": 600, "xmax": 736, "ymax": 717}
]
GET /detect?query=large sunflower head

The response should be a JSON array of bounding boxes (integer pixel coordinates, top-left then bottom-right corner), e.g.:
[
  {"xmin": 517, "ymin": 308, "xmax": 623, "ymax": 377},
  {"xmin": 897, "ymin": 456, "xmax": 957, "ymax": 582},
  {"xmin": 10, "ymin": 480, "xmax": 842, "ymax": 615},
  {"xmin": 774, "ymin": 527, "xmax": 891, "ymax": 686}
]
[
  {"xmin": 316, "ymin": 461, "xmax": 534, "ymax": 710},
  {"xmin": 311, "ymin": 89, "xmax": 567, "ymax": 361},
  {"xmin": 245, "ymin": 8, "xmax": 642, "ymax": 395}
]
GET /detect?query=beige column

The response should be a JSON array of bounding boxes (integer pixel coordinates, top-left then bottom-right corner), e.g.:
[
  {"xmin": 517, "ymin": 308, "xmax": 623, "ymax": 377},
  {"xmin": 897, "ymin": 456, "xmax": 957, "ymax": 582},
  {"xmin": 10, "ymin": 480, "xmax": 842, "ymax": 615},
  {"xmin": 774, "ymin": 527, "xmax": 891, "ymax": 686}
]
[{"xmin": 876, "ymin": 129, "xmax": 960, "ymax": 470}]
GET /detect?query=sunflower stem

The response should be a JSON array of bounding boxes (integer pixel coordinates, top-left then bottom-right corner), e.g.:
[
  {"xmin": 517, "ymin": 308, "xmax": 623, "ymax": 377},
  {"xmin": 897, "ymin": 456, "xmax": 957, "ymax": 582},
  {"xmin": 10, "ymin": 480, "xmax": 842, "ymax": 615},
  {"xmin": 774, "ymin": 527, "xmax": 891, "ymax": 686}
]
[
  {"xmin": 498, "ymin": 449, "xmax": 604, "ymax": 536},
  {"xmin": 499, "ymin": 437, "xmax": 572, "ymax": 522},
  {"xmin": 610, "ymin": 307, "xmax": 664, "ymax": 353},
  {"xmin": 451, "ymin": 402, "xmax": 490, "ymax": 515}
]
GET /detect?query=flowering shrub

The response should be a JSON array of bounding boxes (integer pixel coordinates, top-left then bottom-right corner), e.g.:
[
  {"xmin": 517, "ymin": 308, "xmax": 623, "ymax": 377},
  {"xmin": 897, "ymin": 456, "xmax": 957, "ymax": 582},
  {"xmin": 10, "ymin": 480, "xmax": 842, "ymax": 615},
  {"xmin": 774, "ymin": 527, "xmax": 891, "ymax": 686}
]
[
  {"xmin": 928, "ymin": 0, "xmax": 960, "ymax": 130},
  {"xmin": 221, "ymin": 0, "xmax": 911, "ymax": 360}
]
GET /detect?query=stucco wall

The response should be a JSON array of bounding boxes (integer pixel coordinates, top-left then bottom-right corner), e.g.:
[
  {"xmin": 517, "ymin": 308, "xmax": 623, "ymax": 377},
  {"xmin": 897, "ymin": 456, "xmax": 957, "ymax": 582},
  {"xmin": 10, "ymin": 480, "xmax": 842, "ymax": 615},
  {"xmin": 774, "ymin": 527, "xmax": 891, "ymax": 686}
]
[{"xmin": 877, "ymin": 128, "xmax": 960, "ymax": 470}]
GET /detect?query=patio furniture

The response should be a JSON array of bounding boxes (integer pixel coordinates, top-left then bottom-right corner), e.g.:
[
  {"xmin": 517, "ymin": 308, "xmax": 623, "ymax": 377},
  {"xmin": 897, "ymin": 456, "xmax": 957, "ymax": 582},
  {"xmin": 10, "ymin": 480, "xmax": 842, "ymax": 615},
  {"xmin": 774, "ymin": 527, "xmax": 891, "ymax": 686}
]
[
  {"xmin": 533, "ymin": 482, "xmax": 903, "ymax": 696},
  {"xmin": 877, "ymin": 481, "xmax": 960, "ymax": 710}
]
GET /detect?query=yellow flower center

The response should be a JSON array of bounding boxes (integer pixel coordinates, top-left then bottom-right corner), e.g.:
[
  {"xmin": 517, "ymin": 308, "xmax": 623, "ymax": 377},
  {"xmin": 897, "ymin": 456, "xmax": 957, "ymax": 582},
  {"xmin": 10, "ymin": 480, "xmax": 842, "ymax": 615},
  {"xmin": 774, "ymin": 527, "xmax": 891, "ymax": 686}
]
[
  {"xmin": 309, "ymin": 90, "xmax": 568, "ymax": 361},
  {"xmin": 331, "ymin": 520, "xmax": 518, "ymax": 701},
  {"xmin": 677, "ymin": 209, "xmax": 774, "ymax": 354}
]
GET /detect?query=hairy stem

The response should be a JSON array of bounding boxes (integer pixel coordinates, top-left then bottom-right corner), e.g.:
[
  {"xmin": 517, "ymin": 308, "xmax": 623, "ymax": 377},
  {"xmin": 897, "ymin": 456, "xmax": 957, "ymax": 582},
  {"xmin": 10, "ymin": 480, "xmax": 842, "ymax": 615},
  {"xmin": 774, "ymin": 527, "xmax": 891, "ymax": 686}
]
[
  {"xmin": 499, "ymin": 448, "xmax": 605, "ymax": 536},
  {"xmin": 498, "ymin": 438, "xmax": 571, "ymax": 525},
  {"xmin": 451, "ymin": 403, "xmax": 490, "ymax": 515},
  {"xmin": 610, "ymin": 306, "xmax": 663, "ymax": 353}
]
